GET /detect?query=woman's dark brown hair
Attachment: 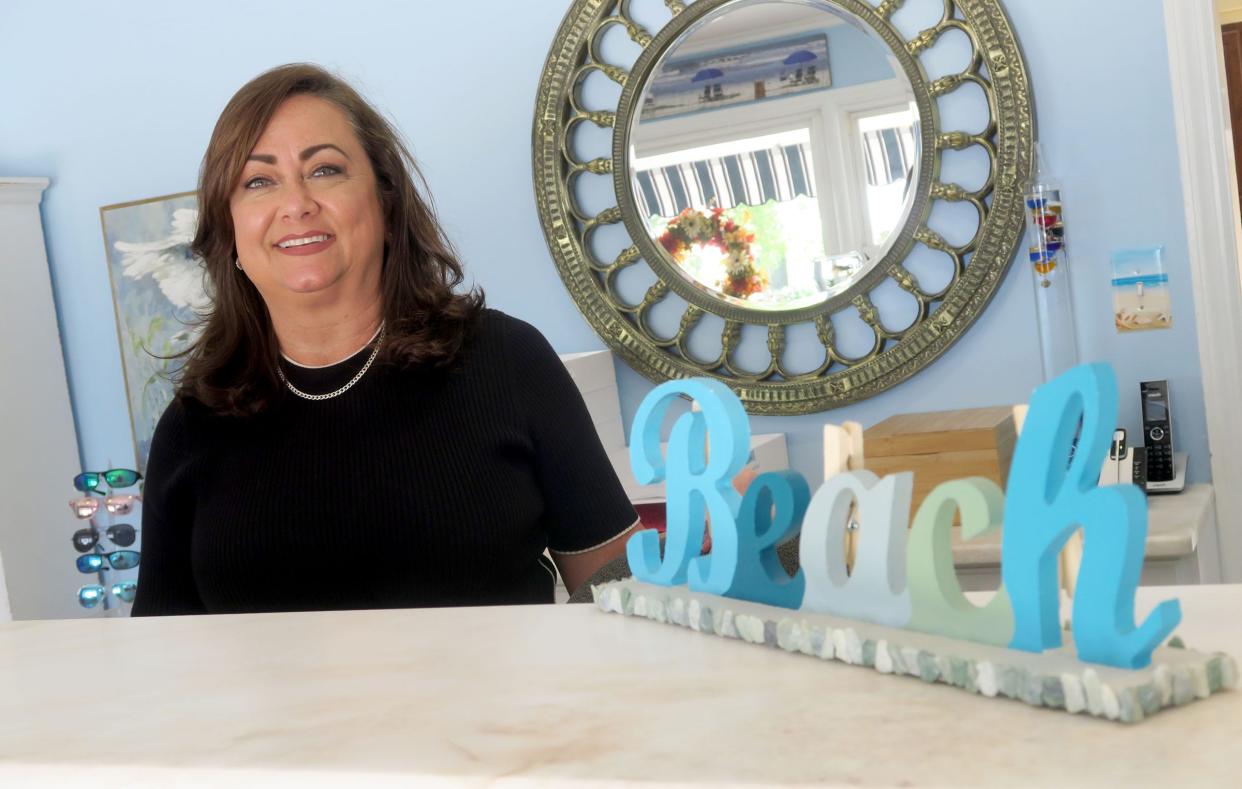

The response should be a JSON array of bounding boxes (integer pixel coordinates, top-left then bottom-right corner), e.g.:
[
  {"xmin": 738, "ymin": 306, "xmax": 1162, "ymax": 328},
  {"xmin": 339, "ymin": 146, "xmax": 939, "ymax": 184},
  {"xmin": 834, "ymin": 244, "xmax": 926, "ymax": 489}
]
[{"xmin": 180, "ymin": 62, "xmax": 483, "ymax": 416}]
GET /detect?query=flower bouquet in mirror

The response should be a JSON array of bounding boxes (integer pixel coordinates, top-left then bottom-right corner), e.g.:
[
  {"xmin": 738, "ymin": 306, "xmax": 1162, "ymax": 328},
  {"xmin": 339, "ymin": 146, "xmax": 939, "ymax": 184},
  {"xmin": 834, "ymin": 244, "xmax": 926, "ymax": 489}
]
[{"xmin": 657, "ymin": 206, "xmax": 766, "ymax": 299}]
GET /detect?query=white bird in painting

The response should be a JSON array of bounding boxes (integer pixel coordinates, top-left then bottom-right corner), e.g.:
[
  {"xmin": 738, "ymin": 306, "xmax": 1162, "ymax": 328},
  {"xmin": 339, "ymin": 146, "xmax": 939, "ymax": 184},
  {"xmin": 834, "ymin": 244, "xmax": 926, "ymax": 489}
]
[{"xmin": 113, "ymin": 207, "xmax": 213, "ymax": 314}]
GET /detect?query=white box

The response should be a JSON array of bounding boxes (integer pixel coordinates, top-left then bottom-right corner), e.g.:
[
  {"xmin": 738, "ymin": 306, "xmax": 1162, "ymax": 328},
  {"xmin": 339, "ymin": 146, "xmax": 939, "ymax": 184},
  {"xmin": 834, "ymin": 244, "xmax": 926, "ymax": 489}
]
[
  {"xmin": 558, "ymin": 350, "xmax": 616, "ymax": 393},
  {"xmin": 609, "ymin": 433, "xmax": 790, "ymax": 504},
  {"xmin": 557, "ymin": 350, "xmax": 789, "ymax": 503},
  {"xmin": 559, "ymin": 350, "xmax": 625, "ymax": 450}
]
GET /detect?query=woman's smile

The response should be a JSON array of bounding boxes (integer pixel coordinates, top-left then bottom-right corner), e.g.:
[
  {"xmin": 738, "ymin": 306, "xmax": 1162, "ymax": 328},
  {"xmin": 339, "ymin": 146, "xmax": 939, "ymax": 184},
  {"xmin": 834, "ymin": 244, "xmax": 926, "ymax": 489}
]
[{"xmin": 274, "ymin": 231, "xmax": 336, "ymax": 256}]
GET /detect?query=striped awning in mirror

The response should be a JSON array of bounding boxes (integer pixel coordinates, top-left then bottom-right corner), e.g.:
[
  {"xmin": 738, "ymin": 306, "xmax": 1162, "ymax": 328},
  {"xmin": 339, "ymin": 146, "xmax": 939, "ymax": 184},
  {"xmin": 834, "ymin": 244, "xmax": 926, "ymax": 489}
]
[{"xmin": 633, "ymin": 143, "xmax": 817, "ymax": 219}]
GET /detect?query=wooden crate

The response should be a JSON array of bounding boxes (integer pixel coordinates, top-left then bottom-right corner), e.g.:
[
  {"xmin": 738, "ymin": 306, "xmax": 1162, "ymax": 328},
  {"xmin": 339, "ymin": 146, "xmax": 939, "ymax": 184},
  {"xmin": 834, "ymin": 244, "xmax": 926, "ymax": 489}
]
[{"xmin": 863, "ymin": 406, "xmax": 1017, "ymax": 520}]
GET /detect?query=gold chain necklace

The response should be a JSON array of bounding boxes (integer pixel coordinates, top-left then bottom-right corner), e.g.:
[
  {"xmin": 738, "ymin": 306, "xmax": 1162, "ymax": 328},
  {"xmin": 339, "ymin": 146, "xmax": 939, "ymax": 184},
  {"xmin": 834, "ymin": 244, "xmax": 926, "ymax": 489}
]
[{"xmin": 277, "ymin": 325, "xmax": 386, "ymax": 401}]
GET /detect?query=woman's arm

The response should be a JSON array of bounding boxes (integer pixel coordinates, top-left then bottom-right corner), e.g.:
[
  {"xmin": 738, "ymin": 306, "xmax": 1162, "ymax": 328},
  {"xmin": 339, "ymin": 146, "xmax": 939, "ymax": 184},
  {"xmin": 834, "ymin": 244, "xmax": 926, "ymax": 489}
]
[
  {"xmin": 503, "ymin": 315, "xmax": 640, "ymax": 590},
  {"xmin": 551, "ymin": 459, "xmax": 760, "ymax": 593},
  {"xmin": 131, "ymin": 401, "xmax": 207, "ymax": 616},
  {"xmin": 550, "ymin": 518, "xmax": 639, "ymax": 595}
]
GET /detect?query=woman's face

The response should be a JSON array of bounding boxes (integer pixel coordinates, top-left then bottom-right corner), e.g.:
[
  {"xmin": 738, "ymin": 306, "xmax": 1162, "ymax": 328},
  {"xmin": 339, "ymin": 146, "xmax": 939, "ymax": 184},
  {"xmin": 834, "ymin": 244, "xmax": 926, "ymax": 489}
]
[{"xmin": 230, "ymin": 94, "xmax": 385, "ymax": 311}]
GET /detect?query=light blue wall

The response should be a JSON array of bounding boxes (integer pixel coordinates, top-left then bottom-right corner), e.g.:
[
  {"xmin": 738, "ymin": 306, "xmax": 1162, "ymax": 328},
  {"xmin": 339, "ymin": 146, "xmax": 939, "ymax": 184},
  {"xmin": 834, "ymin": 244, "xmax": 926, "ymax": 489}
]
[
  {"xmin": 827, "ymin": 21, "xmax": 896, "ymax": 87},
  {"xmin": 1, "ymin": 0, "xmax": 1209, "ymax": 490}
]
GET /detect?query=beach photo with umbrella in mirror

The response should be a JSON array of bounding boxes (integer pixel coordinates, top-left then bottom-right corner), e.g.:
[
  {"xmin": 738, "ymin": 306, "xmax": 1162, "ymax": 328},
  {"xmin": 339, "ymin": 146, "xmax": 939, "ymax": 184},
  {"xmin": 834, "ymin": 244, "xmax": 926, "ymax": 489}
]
[{"xmin": 640, "ymin": 31, "xmax": 831, "ymax": 122}]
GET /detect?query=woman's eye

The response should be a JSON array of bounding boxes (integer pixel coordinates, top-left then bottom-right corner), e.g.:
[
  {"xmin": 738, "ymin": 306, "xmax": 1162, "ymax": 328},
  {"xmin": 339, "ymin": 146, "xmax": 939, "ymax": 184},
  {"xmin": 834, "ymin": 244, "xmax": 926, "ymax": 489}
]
[
  {"xmin": 243, "ymin": 176, "xmax": 272, "ymax": 190},
  {"xmin": 311, "ymin": 164, "xmax": 342, "ymax": 177}
]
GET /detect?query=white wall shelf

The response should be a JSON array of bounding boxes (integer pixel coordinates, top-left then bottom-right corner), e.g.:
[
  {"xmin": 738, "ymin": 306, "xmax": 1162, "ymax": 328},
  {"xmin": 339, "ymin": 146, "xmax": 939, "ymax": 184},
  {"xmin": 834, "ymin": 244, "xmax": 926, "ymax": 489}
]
[{"xmin": 0, "ymin": 177, "xmax": 87, "ymax": 620}]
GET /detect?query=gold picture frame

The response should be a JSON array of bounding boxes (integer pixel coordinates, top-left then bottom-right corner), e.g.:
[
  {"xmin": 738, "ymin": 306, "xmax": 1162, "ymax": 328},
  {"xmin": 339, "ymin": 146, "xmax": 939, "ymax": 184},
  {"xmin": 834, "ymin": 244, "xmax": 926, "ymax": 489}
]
[{"xmin": 100, "ymin": 191, "xmax": 205, "ymax": 470}]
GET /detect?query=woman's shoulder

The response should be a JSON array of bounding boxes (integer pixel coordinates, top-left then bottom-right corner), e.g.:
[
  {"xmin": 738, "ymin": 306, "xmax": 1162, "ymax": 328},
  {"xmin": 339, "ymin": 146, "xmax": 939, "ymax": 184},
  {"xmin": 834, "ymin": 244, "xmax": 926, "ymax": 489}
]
[
  {"xmin": 152, "ymin": 392, "xmax": 246, "ymax": 448},
  {"xmin": 472, "ymin": 309, "xmax": 557, "ymax": 360},
  {"xmin": 145, "ymin": 396, "xmax": 204, "ymax": 476},
  {"xmin": 453, "ymin": 310, "xmax": 569, "ymax": 398},
  {"xmin": 476, "ymin": 308, "xmax": 539, "ymax": 337},
  {"xmin": 153, "ymin": 395, "xmax": 191, "ymax": 435}
]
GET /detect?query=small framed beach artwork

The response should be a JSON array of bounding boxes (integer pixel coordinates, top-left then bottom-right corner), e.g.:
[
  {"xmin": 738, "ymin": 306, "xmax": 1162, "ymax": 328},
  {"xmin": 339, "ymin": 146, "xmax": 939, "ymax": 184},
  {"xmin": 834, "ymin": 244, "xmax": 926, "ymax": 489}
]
[
  {"xmin": 1111, "ymin": 247, "xmax": 1172, "ymax": 333},
  {"xmin": 639, "ymin": 32, "xmax": 831, "ymax": 123},
  {"xmin": 100, "ymin": 192, "xmax": 209, "ymax": 471}
]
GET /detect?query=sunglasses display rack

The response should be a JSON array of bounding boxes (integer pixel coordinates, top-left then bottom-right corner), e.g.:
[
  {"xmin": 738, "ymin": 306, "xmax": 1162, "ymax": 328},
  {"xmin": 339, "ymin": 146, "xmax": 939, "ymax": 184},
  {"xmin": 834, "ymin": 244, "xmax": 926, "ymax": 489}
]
[{"xmin": 69, "ymin": 468, "xmax": 143, "ymax": 615}]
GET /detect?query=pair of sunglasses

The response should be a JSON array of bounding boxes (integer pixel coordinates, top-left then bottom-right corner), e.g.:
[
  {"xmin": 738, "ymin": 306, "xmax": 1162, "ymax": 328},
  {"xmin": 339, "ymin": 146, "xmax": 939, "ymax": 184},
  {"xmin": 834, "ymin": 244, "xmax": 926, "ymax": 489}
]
[
  {"xmin": 71, "ymin": 524, "xmax": 137, "ymax": 552},
  {"xmin": 69, "ymin": 495, "xmax": 140, "ymax": 519},
  {"xmin": 78, "ymin": 582, "xmax": 137, "ymax": 608},
  {"xmin": 75, "ymin": 551, "xmax": 141, "ymax": 573},
  {"xmin": 73, "ymin": 469, "xmax": 142, "ymax": 494}
]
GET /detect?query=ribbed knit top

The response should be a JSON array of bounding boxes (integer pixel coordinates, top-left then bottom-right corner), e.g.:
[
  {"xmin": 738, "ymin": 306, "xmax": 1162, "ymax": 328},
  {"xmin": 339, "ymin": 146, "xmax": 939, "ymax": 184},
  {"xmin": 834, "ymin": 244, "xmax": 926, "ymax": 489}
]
[{"xmin": 130, "ymin": 310, "xmax": 637, "ymax": 615}]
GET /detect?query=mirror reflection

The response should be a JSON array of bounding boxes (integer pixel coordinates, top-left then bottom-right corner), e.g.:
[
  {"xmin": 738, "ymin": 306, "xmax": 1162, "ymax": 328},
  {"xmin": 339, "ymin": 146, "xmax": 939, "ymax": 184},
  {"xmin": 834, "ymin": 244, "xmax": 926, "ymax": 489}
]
[{"xmin": 629, "ymin": 0, "xmax": 920, "ymax": 311}]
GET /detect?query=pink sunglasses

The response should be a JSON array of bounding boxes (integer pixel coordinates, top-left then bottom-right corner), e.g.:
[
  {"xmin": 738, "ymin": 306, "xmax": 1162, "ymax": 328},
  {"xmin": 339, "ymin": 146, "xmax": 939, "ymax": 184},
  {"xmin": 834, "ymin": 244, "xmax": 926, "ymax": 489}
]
[{"xmin": 69, "ymin": 495, "xmax": 141, "ymax": 519}]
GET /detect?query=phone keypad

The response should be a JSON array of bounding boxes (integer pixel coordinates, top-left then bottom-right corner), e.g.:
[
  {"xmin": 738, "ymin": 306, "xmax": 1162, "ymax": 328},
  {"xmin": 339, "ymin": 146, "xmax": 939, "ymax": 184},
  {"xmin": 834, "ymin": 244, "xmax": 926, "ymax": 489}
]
[{"xmin": 1146, "ymin": 441, "xmax": 1174, "ymax": 482}]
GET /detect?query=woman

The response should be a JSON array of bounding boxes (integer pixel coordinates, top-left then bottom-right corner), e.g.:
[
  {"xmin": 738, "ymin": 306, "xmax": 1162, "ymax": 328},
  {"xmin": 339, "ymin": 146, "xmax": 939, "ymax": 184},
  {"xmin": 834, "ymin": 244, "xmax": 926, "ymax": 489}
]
[{"xmin": 131, "ymin": 64, "xmax": 638, "ymax": 615}]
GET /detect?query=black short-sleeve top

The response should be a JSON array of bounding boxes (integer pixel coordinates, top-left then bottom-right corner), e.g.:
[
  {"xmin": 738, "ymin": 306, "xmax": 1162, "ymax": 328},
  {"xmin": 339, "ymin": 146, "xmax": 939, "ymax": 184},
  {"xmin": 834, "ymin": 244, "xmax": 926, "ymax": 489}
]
[{"xmin": 131, "ymin": 310, "xmax": 637, "ymax": 615}]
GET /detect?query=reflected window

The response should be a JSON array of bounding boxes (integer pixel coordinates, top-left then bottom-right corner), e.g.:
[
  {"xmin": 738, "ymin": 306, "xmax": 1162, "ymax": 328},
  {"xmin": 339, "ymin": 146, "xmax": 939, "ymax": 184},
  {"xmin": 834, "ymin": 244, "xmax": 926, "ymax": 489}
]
[
  {"xmin": 633, "ymin": 129, "xmax": 851, "ymax": 307},
  {"xmin": 855, "ymin": 108, "xmax": 918, "ymax": 247}
]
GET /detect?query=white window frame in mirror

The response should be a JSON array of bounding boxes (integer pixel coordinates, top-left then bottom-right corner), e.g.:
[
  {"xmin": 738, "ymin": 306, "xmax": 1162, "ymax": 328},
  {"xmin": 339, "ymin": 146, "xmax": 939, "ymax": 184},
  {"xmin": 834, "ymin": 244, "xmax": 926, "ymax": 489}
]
[
  {"xmin": 849, "ymin": 103, "xmax": 918, "ymax": 249},
  {"xmin": 823, "ymin": 79, "xmax": 919, "ymax": 263},
  {"xmin": 629, "ymin": 77, "xmax": 915, "ymax": 281}
]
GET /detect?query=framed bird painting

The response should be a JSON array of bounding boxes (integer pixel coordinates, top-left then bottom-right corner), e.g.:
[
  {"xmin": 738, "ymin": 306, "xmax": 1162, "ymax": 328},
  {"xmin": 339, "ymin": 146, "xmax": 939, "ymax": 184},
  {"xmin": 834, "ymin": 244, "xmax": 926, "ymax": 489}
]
[{"xmin": 100, "ymin": 192, "xmax": 209, "ymax": 471}]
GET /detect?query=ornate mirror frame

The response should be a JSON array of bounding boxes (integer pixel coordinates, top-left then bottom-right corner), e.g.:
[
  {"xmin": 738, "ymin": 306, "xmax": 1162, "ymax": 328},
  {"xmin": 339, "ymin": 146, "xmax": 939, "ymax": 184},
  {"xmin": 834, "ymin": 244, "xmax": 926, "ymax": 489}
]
[{"xmin": 533, "ymin": 0, "xmax": 1033, "ymax": 414}]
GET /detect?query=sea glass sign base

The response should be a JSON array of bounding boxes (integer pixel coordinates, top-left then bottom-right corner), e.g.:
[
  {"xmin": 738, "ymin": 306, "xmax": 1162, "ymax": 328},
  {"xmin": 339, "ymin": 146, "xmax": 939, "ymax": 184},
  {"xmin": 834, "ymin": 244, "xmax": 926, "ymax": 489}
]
[{"xmin": 594, "ymin": 579, "xmax": 1237, "ymax": 725}]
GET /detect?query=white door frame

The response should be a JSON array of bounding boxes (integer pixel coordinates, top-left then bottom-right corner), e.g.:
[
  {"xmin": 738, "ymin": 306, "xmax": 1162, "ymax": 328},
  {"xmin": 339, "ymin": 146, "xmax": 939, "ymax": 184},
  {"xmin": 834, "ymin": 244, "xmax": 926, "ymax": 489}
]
[{"xmin": 1164, "ymin": 0, "xmax": 1242, "ymax": 581}]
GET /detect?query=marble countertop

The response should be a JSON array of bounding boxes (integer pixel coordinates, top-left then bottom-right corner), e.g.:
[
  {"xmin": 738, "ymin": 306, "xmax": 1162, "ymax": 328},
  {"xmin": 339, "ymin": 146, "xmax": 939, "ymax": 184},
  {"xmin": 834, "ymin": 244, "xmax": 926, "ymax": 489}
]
[
  {"xmin": 1, "ymin": 584, "xmax": 1238, "ymax": 787},
  {"xmin": 951, "ymin": 483, "xmax": 1214, "ymax": 567}
]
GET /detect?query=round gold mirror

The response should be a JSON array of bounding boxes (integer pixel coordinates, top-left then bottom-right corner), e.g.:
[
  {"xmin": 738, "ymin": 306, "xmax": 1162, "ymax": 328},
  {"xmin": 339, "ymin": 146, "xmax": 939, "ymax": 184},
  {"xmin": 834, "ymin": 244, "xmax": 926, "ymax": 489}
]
[
  {"xmin": 627, "ymin": 0, "xmax": 924, "ymax": 315},
  {"xmin": 533, "ymin": 0, "xmax": 1032, "ymax": 414}
]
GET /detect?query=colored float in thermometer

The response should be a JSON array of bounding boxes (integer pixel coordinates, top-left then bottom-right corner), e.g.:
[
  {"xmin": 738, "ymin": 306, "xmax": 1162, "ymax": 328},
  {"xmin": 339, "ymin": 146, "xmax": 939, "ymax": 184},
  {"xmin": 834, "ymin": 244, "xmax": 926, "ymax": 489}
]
[
  {"xmin": 1025, "ymin": 143, "xmax": 1067, "ymax": 285},
  {"xmin": 1026, "ymin": 193, "xmax": 1065, "ymax": 280}
]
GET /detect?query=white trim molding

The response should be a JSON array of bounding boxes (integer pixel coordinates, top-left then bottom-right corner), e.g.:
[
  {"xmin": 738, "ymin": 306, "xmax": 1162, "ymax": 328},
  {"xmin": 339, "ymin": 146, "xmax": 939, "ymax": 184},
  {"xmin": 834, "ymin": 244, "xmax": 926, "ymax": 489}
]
[
  {"xmin": 1164, "ymin": 0, "xmax": 1242, "ymax": 581},
  {"xmin": 0, "ymin": 177, "xmax": 50, "ymax": 205},
  {"xmin": 1, "ymin": 175, "xmax": 90, "ymax": 618}
]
